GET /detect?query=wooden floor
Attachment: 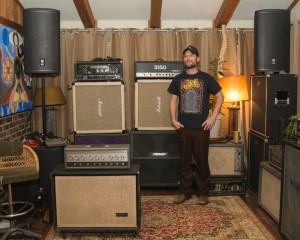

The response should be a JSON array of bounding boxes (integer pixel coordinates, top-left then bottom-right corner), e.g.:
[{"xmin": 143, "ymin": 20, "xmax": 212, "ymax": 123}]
[{"xmin": 1, "ymin": 187, "xmax": 286, "ymax": 240}]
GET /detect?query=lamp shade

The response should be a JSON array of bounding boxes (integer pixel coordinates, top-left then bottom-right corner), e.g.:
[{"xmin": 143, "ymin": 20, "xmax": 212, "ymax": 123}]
[
  {"xmin": 219, "ymin": 75, "xmax": 249, "ymax": 102},
  {"xmin": 34, "ymin": 86, "xmax": 67, "ymax": 107}
]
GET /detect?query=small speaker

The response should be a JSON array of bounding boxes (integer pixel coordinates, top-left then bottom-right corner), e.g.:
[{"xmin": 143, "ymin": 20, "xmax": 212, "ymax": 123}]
[
  {"xmin": 254, "ymin": 9, "xmax": 290, "ymax": 73},
  {"xmin": 131, "ymin": 130, "xmax": 180, "ymax": 187},
  {"xmin": 280, "ymin": 144, "xmax": 300, "ymax": 239},
  {"xmin": 207, "ymin": 143, "xmax": 244, "ymax": 175},
  {"xmin": 135, "ymin": 80, "xmax": 173, "ymax": 130},
  {"xmin": 72, "ymin": 82, "xmax": 125, "ymax": 133},
  {"xmin": 24, "ymin": 8, "xmax": 60, "ymax": 74},
  {"xmin": 51, "ymin": 165, "xmax": 140, "ymax": 232},
  {"xmin": 258, "ymin": 161, "xmax": 281, "ymax": 223}
]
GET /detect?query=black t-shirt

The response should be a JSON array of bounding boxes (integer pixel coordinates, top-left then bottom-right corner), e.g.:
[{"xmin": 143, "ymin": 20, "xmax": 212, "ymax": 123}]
[{"xmin": 167, "ymin": 70, "xmax": 221, "ymax": 128}]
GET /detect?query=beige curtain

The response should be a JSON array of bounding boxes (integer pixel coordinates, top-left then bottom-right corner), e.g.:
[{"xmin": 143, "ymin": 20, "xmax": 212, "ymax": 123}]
[
  {"xmin": 33, "ymin": 27, "xmax": 253, "ymax": 143},
  {"xmin": 237, "ymin": 29, "xmax": 255, "ymax": 164}
]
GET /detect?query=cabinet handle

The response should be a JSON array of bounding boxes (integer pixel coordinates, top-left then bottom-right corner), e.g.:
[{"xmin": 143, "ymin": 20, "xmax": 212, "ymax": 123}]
[{"xmin": 290, "ymin": 179, "xmax": 300, "ymax": 189}]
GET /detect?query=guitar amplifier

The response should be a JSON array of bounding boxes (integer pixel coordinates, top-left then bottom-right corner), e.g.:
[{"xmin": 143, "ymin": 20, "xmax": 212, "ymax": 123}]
[
  {"xmin": 75, "ymin": 61, "xmax": 123, "ymax": 81},
  {"xmin": 64, "ymin": 144, "xmax": 130, "ymax": 169},
  {"xmin": 134, "ymin": 61, "xmax": 184, "ymax": 79}
]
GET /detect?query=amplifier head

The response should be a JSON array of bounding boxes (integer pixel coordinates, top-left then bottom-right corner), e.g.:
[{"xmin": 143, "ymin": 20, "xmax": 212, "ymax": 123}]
[{"xmin": 64, "ymin": 144, "xmax": 130, "ymax": 169}]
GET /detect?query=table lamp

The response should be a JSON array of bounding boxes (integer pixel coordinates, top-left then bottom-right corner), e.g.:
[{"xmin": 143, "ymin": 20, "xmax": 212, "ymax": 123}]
[
  {"xmin": 219, "ymin": 75, "xmax": 249, "ymax": 139},
  {"xmin": 34, "ymin": 86, "xmax": 67, "ymax": 137}
]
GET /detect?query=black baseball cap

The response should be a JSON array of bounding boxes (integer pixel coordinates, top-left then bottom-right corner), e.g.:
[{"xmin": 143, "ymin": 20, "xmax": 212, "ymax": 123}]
[{"xmin": 183, "ymin": 45, "xmax": 199, "ymax": 56}]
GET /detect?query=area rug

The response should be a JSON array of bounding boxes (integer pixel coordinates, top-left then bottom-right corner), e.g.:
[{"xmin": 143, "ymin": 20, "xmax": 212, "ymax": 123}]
[{"xmin": 45, "ymin": 195, "xmax": 275, "ymax": 240}]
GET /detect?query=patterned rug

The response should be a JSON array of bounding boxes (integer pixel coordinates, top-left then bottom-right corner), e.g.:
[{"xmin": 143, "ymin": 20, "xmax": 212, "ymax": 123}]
[{"xmin": 45, "ymin": 195, "xmax": 275, "ymax": 240}]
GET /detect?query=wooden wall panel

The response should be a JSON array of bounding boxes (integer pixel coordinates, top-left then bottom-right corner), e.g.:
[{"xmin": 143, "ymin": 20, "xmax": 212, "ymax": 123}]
[{"xmin": 0, "ymin": 0, "xmax": 23, "ymax": 31}]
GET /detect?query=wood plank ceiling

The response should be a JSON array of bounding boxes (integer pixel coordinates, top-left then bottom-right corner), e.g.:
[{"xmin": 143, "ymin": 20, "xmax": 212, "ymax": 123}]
[{"xmin": 75, "ymin": 0, "xmax": 299, "ymax": 29}]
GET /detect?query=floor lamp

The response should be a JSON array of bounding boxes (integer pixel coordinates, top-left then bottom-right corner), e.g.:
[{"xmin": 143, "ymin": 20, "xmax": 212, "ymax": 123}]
[
  {"xmin": 219, "ymin": 76, "xmax": 249, "ymax": 140},
  {"xmin": 34, "ymin": 86, "xmax": 67, "ymax": 137}
]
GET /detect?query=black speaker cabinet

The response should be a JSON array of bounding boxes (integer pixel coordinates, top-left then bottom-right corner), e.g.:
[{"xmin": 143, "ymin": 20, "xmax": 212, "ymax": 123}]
[
  {"xmin": 280, "ymin": 141, "xmax": 300, "ymax": 240},
  {"xmin": 51, "ymin": 164, "xmax": 140, "ymax": 232},
  {"xmin": 131, "ymin": 130, "xmax": 180, "ymax": 187},
  {"xmin": 254, "ymin": 9, "xmax": 290, "ymax": 73},
  {"xmin": 248, "ymin": 131, "xmax": 270, "ymax": 193},
  {"xmin": 24, "ymin": 8, "xmax": 60, "ymax": 74},
  {"xmin": 250, "ymin": 74, "xmax": 297, "ymax": 139},
  {"xmin": 72, "ymin": 82, "xmax": 125, "ymax": 133}
]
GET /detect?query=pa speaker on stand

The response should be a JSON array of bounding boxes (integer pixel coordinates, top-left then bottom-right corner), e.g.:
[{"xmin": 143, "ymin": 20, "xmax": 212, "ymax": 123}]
[
  {"xmin": 254, "ymin": 9, "xmax": 290, "ymax": 73},
  {"xmin": 24, "ymin": 8, "xmax": 60, "ymax": 74}
]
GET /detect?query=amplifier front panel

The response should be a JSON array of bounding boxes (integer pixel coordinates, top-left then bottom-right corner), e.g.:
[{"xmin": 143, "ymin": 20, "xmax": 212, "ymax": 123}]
[{"xmin": 73, "ymin": 82, "xmax": 125, "ymax": 133}]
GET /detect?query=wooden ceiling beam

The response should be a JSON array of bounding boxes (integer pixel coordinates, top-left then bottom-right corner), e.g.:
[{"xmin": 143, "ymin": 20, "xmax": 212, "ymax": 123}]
[
  {"xmin": 73, "ymin": 0, "xmax": 96, "ymax": 28},
  {"xmin": 288, "ymin": 0, "xmax": 299, "ymax": 10},
  {"xmin": 148, "ymin": 0, "xmax": 162, "ymax": 29},
  {"xmin": 213, "ymin": 0, "xmax": 240, "ymax": 28}
]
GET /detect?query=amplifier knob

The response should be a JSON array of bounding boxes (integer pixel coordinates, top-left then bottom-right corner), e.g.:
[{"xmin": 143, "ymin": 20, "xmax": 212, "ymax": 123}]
[
  {"xmin": 95, "ymin": 156, "xmax": 99, "ymax": 160},
  {"xmin": 75, "ymin": 156, "xmax": 79, "ymax": 160},
  {"xmin": 115, "ymin": 156, "xmax": 119, "ymax": 160},
  {"xmin": 121, "ymin": 156, "xmax": 125, "ymax": 160},
  {"xmin": 109, "ymin": 156, "xmax": 113, "ymax": 160},
  {"xmin": 101, "ymin": 156, "xmax": 104, "ymax": 160},
  {"xmin": 69, "ymin": 156, "xmax": 73, "ymax": 160},
  {"xmin": 81, "ymin": 156, "xmax": 85, "ymax": 160},
  {"xmin": 89, "ymin": 156, "xmax": 93, "ymax": 160}
]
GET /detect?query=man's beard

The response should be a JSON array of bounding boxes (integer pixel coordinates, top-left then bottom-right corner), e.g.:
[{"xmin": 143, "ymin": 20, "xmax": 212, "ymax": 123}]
[{"xmin": 185, "ymin": 63, "xmax": 197, "ymax": 69}]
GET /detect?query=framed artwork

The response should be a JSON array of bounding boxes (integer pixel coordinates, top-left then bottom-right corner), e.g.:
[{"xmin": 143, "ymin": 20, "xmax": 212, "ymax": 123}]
[{"xmin": 0, "ymin": 24, "xmax": 33, "ymax": 117}]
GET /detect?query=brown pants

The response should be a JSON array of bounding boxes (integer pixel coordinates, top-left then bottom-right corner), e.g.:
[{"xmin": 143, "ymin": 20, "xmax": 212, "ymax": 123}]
[{"xmin": 176, "ymin": 127, "xmax": 210, "ymax": 195}]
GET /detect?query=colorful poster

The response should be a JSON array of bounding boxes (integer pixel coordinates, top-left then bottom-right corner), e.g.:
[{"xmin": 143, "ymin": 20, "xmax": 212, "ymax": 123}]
[{"xmin": 0, "ymin": 24, "xmax": 33, "ymax": 117}]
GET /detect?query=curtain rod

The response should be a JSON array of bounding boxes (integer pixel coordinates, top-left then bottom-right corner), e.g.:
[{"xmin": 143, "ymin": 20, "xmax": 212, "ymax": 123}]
[{"xmin": 60, "ymin": 28, "xmax": 254, "ymax": 34}]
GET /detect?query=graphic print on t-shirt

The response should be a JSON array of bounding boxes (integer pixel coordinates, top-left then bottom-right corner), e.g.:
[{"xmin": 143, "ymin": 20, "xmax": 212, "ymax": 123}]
[{"xmin": 181, "ymin": 78, "xmax": 203, "ymax": 114}]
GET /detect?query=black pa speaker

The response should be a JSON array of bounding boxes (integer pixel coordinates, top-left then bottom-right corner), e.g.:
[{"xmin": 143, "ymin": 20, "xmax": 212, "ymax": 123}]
[
  {"xmin": 24, "ymin": 8, "xmax": 60, "ymax": 74},
  {"xmin": 254, "ymin": 9, "xmax": 290, "ymax": 73}
]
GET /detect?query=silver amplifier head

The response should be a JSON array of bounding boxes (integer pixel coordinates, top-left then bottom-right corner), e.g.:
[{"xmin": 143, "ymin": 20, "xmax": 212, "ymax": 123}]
[{"xmin": 64, "ymin": 144, "xmax": 130, "ymax": 169}]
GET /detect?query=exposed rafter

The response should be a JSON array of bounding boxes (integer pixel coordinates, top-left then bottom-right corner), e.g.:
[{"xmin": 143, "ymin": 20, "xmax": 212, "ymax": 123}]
[
  {"xmin": 213, "ymin": 0, "xmax": 240, "ymax": 28},
  {"xmin": 73, "ymin": 0, "xmax": 96, "ymax": 28},
  {"xmin": 149, "ymin": 0, "xmax": 162, "ymax": 29},
  {"xmin": 288, "ymin": 0, "xmax": 299, "ymax": 10}
]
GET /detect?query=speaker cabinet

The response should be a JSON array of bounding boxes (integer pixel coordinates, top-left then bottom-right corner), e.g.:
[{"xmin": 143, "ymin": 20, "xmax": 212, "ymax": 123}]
[
  {"xmin": 254, "ymin": 9, "xmax": 290, "ymax": 73},
  {"xmin": 208, "ymin": 143, "xmax": 244, "ymax": 175},
  {"xmin": 280, "ymin": 142, "xmax": 300, "ymax": 239},
  {"xmin": 258, "ymin": 161, "xmax": 281, "ymax": 223},
  {"xmin": 72, "ymin": 82, "xmax": 125, "ymax": 133},
  {"xmin": 51, "ymin": 164, "xmax": 140, "ymax": 232},
  {"xmin": 24, "ymin": 8, "xmax": 60, "ymax": 74},
  {"xmin": 248, "ymin": 131, "xmax": 270, "ymax": 193},
  {"xmin": 131, "ymin": 130, "xmax": 180, "ymax": 187},
  {"xmin": 135, "ymin": 80, "xmax": 173, "ymax": 130},
  {"xmin": 250, "ymin": 74, "xmax": 297, "ymax": 139}
]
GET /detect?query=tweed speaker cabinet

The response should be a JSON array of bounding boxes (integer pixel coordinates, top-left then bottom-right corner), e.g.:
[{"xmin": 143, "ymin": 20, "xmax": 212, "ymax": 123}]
[
  {"xmin": 258, "ymin": 161, "xmax": 281, "ymax": 223},
  {"xmin": 135, "ymin": 80, "xmax": 173, "ymax": 130},
  {"xmin": 72, "ymin": 82, "xmax": 125, "ymax": 133},
  {"xmin": 280, "ymin": 143, "xmax": 300, "ymax": 239},
  {"xmin": 208, "ymin": 143, "xmax": 244, "ymax": 175},
  {"xmin": 51, "ymin": 164, "xmax": 140, "ymax": 232}
]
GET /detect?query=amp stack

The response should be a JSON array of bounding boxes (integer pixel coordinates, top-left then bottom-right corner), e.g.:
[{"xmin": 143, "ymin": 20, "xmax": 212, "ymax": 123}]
[
  {"xmin": 132, "ymin": 61, "xmax": 184, "ymax": 187},
  {"xmin": 50, "ymin": 58, "xmax": 140, "ymax": 233}
]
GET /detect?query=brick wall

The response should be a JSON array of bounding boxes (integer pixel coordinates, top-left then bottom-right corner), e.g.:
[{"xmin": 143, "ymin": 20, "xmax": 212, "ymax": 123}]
[{"xmin": 0, "ymin": 111, "xmax": 33, "ymax": 141}]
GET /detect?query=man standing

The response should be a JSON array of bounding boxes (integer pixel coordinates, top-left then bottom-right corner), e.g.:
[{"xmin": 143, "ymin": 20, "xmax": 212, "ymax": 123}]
[{"xmin": 167, "ymin": 45, "xmax": 224, "ymax": 205}]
